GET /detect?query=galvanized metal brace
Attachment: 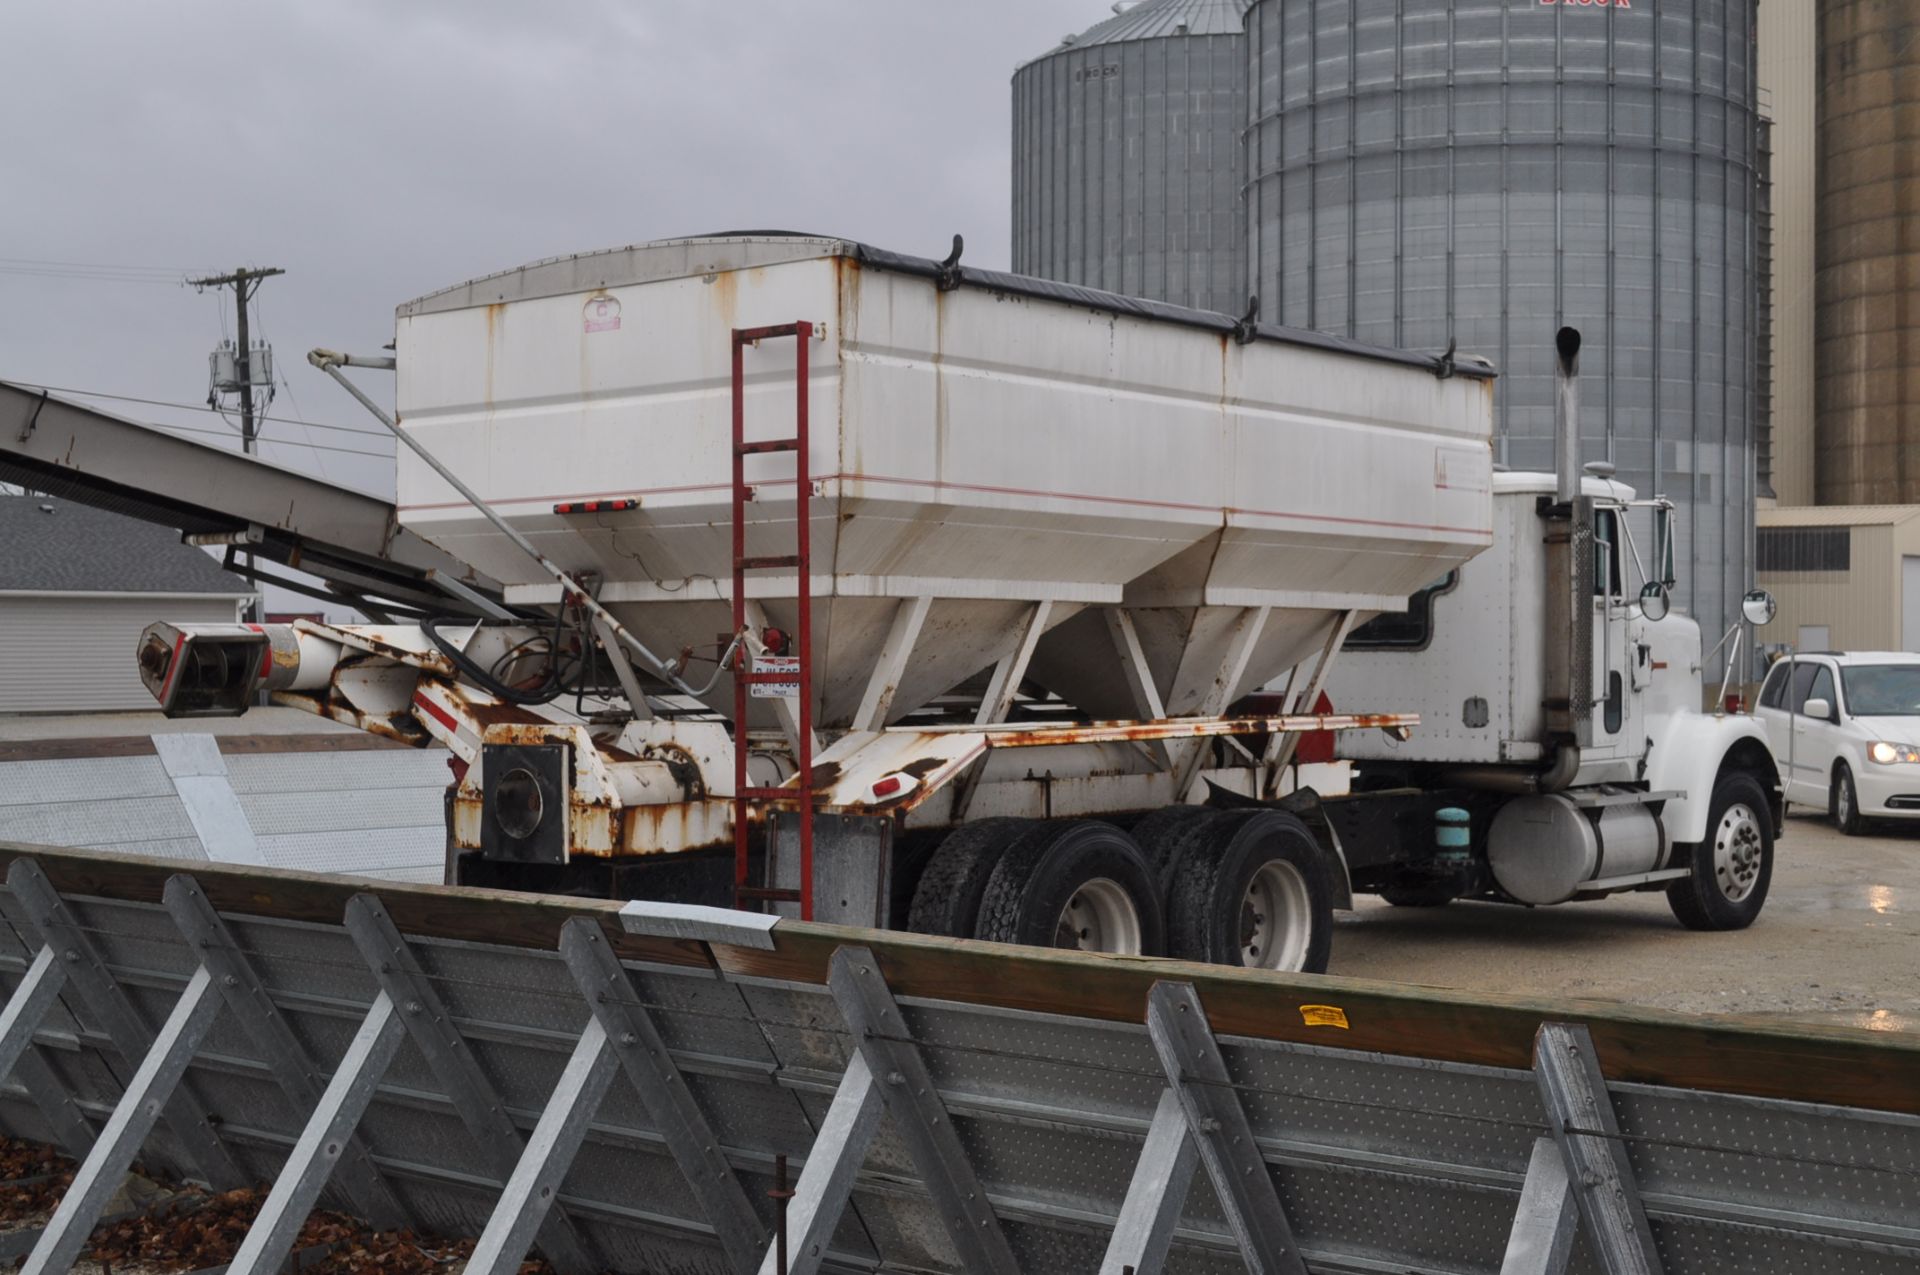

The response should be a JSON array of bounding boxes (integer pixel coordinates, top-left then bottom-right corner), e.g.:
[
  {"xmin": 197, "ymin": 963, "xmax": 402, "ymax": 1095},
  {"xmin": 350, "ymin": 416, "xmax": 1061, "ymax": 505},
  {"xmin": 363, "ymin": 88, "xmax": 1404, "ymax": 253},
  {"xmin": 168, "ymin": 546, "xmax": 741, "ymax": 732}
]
[
  {"xmin": 827, "ymin": 946, "xmax": 1022, "ymax": 1275},
  {"xmin": 1100, "ymin": 1086, "xmax": 1200, "ymax": 1275},
  {"xmin": 161, "ymin": 875, "xmax": 409, "ymax": 1231},
  {"xmin": 0, "ymin": 941, "xmax": 95, "ymax": 1159},
  {"xmin": 1499, "ymin": 1137, "xmax": 1580, "ymax": 1275},
  {"xmin": 1534, "ymin": 1022, "xmax": 1668, "ymax": 1275},
  {"xmin": 5, "ymin": 858, "xmax": 245, "ymax": 1190},
  {"xmin": 341, "ymin": 892, "xmax": 602, "ymax": 1275},
  {"xmin": 1143, "ymin": 980, "xmax": 1309, "ymax": 1275},
  {"xmin": 560, "ymin": 917, "xmax": 766, "ymax": 1275}
]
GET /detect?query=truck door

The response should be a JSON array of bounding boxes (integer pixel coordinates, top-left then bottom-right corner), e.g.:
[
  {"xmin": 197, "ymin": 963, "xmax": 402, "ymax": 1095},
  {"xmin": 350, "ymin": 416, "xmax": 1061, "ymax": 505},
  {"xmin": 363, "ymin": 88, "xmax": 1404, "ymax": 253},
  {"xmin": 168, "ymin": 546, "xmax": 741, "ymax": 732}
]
[{"xmin": 1590, "ymin": 508, "xmax": 1632, "ymax": 745}]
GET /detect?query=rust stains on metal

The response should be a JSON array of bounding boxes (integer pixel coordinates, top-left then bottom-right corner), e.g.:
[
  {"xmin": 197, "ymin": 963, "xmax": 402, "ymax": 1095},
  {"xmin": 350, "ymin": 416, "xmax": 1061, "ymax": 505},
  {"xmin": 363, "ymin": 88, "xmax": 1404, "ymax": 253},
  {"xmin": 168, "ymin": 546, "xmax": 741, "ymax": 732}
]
[
  {"xmin": 618, "ymin": 799, "xmax": 734, "ymax": 857},
  {"xmin": 465, "ymin": 702, "xmax": 560, "ymax": 730},
  {"xmin": 898, "ymin": 756, "xmax": 944, "ymax": 780},
  {"xmin": 980, "ymin": 712, "xmax": 1420, "ymax": 750},
  {"xmin": 805, "ymin": 760, "xmax": 842, "ymax": 790}
]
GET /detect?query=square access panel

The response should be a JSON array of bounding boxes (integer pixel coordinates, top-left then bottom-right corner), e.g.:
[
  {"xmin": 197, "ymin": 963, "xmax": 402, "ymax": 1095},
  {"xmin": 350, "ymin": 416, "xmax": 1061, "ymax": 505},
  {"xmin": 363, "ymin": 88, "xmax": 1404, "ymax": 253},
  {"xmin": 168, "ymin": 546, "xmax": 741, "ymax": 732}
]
[{"xmin": 481, "ymin": 743, "xmax": 570, "ymax": 864}]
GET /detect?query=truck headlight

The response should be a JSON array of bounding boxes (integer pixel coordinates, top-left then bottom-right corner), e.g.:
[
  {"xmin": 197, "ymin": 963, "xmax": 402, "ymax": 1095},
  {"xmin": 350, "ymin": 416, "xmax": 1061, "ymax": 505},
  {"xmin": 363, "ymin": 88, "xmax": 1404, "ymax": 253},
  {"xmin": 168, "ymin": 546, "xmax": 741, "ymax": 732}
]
[{"xmin": 1867, "ymin": 741, "xmax": 1920, "ymax": 765}]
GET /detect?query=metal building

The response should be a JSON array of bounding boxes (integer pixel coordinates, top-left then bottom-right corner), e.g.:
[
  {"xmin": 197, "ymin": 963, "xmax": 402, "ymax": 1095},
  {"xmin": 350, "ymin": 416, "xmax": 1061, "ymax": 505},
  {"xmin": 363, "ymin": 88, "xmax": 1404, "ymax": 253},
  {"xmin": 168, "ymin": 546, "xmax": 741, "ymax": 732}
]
[
  {"xmin": 1243, "ymin": 0, "xmax": 1767, "ymax": 661},
  {"xmin": 1012, "ymin": 0, "xmax": 1251, "ymax": 315},
  {"xmin": 1816, "ymin": 0, "xmax": 1920, "ymax": 505}
]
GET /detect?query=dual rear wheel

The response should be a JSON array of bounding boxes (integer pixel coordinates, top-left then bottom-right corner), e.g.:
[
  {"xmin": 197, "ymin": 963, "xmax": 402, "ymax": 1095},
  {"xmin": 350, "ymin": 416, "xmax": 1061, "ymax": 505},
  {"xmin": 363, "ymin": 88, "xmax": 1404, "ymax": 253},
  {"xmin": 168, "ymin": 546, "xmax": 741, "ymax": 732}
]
[{"xmin": 907, "ymin": 807, "xmax": 1335, "ymax": 973}]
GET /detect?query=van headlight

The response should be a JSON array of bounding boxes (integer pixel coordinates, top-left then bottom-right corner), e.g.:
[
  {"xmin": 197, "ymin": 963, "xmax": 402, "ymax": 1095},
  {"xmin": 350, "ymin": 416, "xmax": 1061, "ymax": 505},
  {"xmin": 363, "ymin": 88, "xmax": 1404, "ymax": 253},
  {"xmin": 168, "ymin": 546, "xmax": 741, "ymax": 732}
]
[{"xmin": 1867, "ymin": 742, "xmax": 1920, "ymax": 765}]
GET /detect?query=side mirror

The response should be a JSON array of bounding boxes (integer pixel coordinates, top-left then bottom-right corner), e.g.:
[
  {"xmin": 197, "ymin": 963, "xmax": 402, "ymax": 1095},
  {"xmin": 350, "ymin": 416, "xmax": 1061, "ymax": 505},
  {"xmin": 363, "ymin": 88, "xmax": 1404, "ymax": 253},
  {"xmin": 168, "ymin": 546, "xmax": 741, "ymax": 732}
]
[
  {"xmin": 1742, "ymin": 589, "xmax": 1778, "ymax": 626},
  {"xmin": 1802, "ymin": 697, "xmax": 1833, "ymax": 722},
  {"xmin": 1639, "ymin": 581, "xmax": 1671, "ymax": 622}
]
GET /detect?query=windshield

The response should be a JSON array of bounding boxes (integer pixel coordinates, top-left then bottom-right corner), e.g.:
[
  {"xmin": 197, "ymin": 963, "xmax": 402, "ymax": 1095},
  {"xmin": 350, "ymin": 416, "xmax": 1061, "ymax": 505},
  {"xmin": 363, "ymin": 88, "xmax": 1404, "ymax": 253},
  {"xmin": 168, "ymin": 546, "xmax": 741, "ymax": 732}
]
[{"xmin": 1840, "ymin": 665, "xmax": 1920, "ymax": 717}]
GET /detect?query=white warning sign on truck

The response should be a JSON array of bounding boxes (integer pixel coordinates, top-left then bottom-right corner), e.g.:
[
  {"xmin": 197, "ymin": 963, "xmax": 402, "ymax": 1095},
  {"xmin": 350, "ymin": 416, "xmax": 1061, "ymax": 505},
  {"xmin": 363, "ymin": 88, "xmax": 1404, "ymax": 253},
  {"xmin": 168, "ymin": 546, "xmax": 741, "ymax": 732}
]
[{"xmin": 750, "ymin": 655, "xmax": 801, "ymax": 698}]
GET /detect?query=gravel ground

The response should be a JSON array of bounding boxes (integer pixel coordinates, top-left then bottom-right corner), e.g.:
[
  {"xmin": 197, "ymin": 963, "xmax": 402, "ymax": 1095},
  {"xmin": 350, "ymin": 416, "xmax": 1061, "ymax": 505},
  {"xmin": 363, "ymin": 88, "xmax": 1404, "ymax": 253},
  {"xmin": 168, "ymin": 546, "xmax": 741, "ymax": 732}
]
[{"xmin": 1330, "ymin": 808, "xmax": 1920, "ymax": 1032}]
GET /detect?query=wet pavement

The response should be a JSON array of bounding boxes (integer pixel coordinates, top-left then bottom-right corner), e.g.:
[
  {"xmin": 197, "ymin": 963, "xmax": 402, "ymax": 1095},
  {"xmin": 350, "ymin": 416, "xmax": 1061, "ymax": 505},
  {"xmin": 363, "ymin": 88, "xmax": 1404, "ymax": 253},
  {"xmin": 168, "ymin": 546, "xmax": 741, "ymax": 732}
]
[{"xmin": 1332, "ymin": 808, "xmax": 1920, "ymax": 1031}]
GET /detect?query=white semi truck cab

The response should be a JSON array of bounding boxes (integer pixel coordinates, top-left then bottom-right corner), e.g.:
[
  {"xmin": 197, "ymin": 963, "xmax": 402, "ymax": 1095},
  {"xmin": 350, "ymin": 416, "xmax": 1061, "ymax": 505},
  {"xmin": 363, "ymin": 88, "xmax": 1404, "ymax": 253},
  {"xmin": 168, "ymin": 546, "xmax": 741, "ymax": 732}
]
[{"xmin": 125, "ymin": 240, "xmax": 1779, "ymax": 973}]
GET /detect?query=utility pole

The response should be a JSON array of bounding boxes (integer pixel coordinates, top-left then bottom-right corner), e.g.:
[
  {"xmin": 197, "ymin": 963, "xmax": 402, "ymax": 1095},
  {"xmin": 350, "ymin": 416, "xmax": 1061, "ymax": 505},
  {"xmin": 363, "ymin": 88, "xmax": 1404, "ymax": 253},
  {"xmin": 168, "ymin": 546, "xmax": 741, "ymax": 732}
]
[
  {"xmin": 188, "ymin": 266, "xmax": 284, "ymax": 456},
  {"xmin": 190, "ymin": 266, "xmax": 284, "ymax": 625}
]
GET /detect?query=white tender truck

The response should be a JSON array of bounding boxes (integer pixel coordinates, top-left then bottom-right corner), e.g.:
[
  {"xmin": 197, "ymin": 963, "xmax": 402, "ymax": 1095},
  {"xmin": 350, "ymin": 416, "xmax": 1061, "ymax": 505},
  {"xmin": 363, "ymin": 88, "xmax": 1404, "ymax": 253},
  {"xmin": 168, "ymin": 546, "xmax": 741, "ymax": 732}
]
[{"xmin": 132, "ymin": 235, "xmax": 1782, "ymax": 972}]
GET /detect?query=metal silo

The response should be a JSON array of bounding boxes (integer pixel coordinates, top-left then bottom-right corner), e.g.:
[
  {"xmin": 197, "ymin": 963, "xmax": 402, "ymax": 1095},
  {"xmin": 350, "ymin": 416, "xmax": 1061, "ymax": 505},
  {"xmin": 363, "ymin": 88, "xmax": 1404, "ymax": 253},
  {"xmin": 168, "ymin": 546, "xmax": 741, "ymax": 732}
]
[
  {"xmin": 1246, "ymin": 0, "xmax": 1766, "ymax": 663},
  {"xmin": 1013, "ymin": 0, "xmax": 1251, "ymax": 315},
  {"xmin": 1816, "ymin": 0, "xmax": 1920, "ymax": 506}
]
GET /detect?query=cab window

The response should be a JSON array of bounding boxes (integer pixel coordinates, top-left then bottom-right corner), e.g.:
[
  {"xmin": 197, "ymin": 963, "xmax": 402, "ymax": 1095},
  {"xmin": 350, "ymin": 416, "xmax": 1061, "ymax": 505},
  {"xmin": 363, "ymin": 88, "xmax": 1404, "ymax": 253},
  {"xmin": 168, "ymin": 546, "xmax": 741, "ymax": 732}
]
[
  {"xmin": 1345, "ymin": 573, "xmax": 1458, "ymax": 651},
  {"xmin": 1593, "ymin": 509, "xmax": 1623, "ymax": 597}
]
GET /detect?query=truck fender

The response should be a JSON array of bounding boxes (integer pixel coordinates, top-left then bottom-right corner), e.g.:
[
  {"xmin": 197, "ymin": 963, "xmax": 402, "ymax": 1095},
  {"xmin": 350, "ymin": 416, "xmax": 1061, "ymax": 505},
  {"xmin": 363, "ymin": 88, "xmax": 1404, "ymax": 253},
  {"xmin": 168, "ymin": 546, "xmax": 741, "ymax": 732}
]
[
  {"xmin": 1644, "ymin": 714, "xmax": 1783, "ymax": 844},
  {"xmin": 1206, "ymin": 783, "xmax": 1355, "ymax": 910}
]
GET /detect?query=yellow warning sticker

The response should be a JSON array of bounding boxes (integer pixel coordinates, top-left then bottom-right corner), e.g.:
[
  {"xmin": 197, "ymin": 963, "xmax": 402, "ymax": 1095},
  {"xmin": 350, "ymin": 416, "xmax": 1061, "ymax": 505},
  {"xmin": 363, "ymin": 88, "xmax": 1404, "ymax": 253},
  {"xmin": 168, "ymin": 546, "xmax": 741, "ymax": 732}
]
[{"xmin": 1298, "ymin": 1004, "xmax": 1350, "ymax": 1029}]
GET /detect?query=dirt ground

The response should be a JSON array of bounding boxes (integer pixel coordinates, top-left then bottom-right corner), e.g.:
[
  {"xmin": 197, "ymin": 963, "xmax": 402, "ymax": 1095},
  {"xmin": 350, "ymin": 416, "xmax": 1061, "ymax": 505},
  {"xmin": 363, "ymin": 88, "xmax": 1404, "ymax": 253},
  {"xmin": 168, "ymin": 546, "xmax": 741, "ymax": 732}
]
[{"xmin": 1330, "ymin": 807, "xmax": 1920, "ymax": 1031}]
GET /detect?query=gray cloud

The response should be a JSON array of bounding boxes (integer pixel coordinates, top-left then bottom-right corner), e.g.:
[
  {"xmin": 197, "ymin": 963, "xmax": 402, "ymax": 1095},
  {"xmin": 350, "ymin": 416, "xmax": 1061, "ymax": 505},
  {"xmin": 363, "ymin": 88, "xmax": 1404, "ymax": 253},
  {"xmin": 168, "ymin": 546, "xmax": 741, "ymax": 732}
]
[{"xmin": 2, "ymin": 0, "xmax": 1097, "ymax": 501}]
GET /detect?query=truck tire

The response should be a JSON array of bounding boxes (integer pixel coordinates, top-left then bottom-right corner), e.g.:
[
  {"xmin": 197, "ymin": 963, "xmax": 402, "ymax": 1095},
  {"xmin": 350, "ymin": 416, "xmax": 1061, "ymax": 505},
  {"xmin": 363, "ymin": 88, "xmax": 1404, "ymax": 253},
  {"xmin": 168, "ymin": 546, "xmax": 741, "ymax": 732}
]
[
  {"xmin": 1832, "ymin": 764, "xmax": 1865, "ymax": 836},
  {"xmin": 1167, "ymin": 810, "xmax": 1333, "ymax": 973},
  {"xmin": 974, "ymin": 821, "xmax": 1165, "ymax": 955},
  {"xmin": 1130, "ymin": 805, "xmax": 1218, "ymax": 888},
  {"xmin": 1667, "ymin": 771, "xmax": 1773, "ymax": 931},
  {"xmin": 907, "ymin": 818, "xmax": 1030, "ymax": 938}
]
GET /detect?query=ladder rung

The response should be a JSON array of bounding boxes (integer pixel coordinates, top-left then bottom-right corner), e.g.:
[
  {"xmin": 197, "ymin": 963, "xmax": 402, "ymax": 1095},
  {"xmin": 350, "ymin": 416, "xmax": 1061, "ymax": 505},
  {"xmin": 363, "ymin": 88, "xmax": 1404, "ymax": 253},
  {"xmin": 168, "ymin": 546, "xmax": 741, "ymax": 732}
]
[
  {"xmin": 737, "ymin": 554, "xmax": 802, "ymax": 571},
  {"xmin": 735, "ymin": 886, "xmax": 803, "ymax": 902},
  {"xmin": 737, "ymin": 438, "xmax": 800, "ymax": 455}
]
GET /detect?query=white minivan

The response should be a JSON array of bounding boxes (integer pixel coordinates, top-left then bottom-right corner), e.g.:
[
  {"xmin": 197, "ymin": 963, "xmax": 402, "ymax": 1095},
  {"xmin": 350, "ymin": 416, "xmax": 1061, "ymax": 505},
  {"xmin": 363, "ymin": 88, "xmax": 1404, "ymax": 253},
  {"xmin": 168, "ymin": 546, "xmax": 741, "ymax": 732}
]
[{"xmin": 1754, "ymin": 651, "xmax": 1920, "ymax": 833}]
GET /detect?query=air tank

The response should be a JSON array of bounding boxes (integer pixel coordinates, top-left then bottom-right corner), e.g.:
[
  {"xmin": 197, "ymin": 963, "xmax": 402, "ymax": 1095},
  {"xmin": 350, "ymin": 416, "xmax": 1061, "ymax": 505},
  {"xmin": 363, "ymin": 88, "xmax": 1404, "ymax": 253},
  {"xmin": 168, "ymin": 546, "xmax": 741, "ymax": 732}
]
[
  {"xmin": 1245, "ymin": 0, "xmax": 1766, "ymax": 661},
  {"xmin": 1816, "ymin": 0, "xmax": 1920, "ymax": 505},
  {"xmin": 1012, "ymin": 0, "xmax": 1251, "ymax": 315}
]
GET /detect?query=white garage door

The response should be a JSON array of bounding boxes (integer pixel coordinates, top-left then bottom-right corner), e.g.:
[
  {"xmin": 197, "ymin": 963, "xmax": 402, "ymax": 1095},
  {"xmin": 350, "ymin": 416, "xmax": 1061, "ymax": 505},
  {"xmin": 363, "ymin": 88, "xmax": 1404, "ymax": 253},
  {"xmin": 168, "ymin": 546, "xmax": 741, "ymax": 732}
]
[{"xmin": 0, "ymin": 594, "xmax": 245, "ymax": 713}]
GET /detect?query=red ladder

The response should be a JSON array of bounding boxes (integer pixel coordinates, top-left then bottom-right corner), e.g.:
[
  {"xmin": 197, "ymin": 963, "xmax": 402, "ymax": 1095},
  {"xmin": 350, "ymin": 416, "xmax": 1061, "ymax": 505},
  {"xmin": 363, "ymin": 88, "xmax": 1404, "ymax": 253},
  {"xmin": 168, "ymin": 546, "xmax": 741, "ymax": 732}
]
[{"xmin": 730, "ymin": 322, "xmax": 816, "ymax": 919}]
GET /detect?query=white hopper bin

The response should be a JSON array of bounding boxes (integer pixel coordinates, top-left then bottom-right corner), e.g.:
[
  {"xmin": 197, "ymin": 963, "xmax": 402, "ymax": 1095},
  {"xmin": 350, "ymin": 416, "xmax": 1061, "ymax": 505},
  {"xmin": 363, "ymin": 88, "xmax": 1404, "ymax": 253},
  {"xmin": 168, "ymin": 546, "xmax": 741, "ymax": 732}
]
[{"xmin": 392, "ymin": 235, "xmax": 1495, "ymax": 728}]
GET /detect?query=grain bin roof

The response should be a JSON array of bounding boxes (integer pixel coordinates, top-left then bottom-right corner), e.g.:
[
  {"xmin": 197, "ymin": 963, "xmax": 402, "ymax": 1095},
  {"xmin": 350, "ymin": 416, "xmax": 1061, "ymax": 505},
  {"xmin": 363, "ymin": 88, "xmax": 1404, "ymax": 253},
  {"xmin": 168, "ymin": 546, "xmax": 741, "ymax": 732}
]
[
  {"xmin": 1042, "ymin": 0, "xmax": 1250, "ymax": 54},
  {"xmin": 0, "ymin": 495, "xmax": 250, "ymax": 595}
]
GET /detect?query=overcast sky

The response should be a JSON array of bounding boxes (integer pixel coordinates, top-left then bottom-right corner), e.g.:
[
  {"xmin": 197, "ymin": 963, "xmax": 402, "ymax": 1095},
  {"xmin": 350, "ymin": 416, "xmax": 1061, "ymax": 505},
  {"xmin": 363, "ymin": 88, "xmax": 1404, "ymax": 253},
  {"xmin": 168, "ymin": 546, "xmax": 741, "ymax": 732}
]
[{"xmin": 2, "ymin": 1, "xmax": 1098, "ymax": 504}]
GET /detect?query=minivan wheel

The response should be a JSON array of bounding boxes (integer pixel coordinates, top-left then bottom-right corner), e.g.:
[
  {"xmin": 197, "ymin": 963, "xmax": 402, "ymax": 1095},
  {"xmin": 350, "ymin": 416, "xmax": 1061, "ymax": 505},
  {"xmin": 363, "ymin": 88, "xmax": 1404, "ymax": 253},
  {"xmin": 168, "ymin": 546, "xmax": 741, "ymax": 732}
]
[{"xmin": 1832, "ymin": 764, "xmax": 1864, "ymax": 836}]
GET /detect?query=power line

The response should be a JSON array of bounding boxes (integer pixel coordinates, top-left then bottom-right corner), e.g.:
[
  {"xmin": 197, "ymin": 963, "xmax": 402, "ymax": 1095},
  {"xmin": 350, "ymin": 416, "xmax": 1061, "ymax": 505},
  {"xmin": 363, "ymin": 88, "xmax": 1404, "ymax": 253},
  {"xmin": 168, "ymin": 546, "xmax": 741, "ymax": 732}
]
[
  {"xmin": 4, "ymin": 381, "xmax": 396, "ymax": 441},
  {"xmin": 0, "ymin": 255, "xmax": 206, "ymax": 274},
  {"xmin": 139, "ymin": 419, "xmax": 395, "ymax": 461}
]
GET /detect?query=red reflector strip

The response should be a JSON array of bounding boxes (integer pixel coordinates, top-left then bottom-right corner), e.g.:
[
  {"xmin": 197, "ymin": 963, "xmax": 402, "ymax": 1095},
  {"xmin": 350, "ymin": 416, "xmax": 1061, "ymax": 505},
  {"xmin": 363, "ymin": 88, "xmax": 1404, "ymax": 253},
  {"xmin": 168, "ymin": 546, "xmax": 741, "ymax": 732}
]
[
  {"xmin": 552, "ymin": 499, "xmax": 638, "ymax": 514},
  {"xmin": 871, "ymin": 775, "xmax": 903, "ymax": 798}
]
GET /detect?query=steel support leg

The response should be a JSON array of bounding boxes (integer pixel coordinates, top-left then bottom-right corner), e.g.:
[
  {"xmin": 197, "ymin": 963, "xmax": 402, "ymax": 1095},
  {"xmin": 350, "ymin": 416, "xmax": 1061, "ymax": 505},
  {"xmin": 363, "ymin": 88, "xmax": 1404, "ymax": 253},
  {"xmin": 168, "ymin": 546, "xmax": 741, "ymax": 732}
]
[
  {"xmin": 850, "ymin": 595, "xmax": 932, "ymax": 732},
  {"xmin": 828, "ymin": 946, "xmax": 1020, "ymax": 1275},
  {"xmin": 1100, "ymin": 1087, "xmax": 1200, "ymax": 1275},
  {"xmin": 758, "ymin": 1050, "xmax": 885, "ymax": 1275},
  {"xmin": 1145, "ymin": 981, "xmax": 1308, "ymax": 1275},
  {"xmin": 223, "ymin": 992, "xmax": 408, "ymax": 1275},
  {"xmin": 1264, "ymin": 609, "xmax": 1359, "ymax": 787},
  {"xmin": 6, "ymin": 859, "xmax": 244, "ymax": 1189},
  {"xmin": 342, "ymin": 893, "xmax": 600, "ymax": 1275},
  {"xmin": 1533, "ymin": 1023, "xmax": 1666, "ymax": 1275},
  {"xmin": 464, "ymin": 1017, "xmax": 621, "ymax": 1275},
  {"xmin": 1500, "ymin": 1137, "xmax": 1579, "ymax": 1275},
  {"xmin": 164, "ymin": 875, "xmax": 407, "ymax": 1231},
  {"xmin": 560, "ymin": 918, "xmax": 765, "ymax": 1275},
  {"xmin": 21, "ymin": 966, "xmax": 225, "ymax": 1275}
]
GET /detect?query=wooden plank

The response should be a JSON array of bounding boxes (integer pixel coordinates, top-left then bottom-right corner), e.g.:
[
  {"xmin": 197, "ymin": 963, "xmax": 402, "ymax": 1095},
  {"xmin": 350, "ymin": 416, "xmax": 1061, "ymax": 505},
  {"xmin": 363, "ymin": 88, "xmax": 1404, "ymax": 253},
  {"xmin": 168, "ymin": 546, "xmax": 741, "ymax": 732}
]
[
  {"xmin": 713, "ymin": 921, "xmax": 1920, "ymax": 1119},
  {"xmin": 0, "ymin": 842, "xmax": 711, "ymax": 972},
  {"xmin": 0, "ymin": 843, "xmax": 1916, "ymax": 1117},
  {"xmin": 0, "ymin": 733, "xmax": 412, "ymax": 765}
]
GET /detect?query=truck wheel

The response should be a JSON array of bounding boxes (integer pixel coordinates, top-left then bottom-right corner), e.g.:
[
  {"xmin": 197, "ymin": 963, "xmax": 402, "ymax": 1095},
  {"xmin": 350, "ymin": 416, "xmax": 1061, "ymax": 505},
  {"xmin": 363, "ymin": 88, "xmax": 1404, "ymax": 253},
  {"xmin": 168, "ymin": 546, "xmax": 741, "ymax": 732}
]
[
  {"xmin": 1832, "ymin": 764, "xmax": 1864, "ymax": 836},
  {"xmin": 907, "ymin": 818, "xmax": 1030, "ymax": 938},
  {"xmin": 974, "ymin": 821, "xmax": 1165, "ymax": 955},
  {"xmin": 1667, "ymin": 772, "xmax": 1773, "ymax": 931},
  {"xmin": 1167, "ymin": 810, "xmax": 1333, "ymax": 974}
]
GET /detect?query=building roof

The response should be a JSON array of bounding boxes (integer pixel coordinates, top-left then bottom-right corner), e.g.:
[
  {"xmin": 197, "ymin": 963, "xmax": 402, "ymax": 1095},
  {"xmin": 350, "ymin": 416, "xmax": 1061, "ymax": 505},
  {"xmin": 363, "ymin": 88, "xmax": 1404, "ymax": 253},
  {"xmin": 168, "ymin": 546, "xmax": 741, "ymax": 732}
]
[
  {"xmin": 1031, "ymin": 0, "xmax": 1250, "ymax": 62},
  {"xmin": 0, "ymin": 494, "xmax": 252, "ymax": 594},
  {"xmin": 1758, "ymin": 504, "xmax": 1920, "ymax": 528}
]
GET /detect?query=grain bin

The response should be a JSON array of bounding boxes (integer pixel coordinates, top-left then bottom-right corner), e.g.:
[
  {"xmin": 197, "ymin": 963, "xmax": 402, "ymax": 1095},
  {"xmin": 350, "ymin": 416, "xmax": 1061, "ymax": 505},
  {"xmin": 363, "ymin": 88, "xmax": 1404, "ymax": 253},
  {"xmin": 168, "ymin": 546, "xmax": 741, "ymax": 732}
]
[
  {"xmin": 1245, "ymin": 0, "xmax": 1766, "ymax": 663},
  {"xmin": 1816, "ymin": 0, "xmax": 1920, "ymax": 505},
  {"xmin": 1012, "ymin": 0, "xmax": 1251, "ymax": 315}
]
